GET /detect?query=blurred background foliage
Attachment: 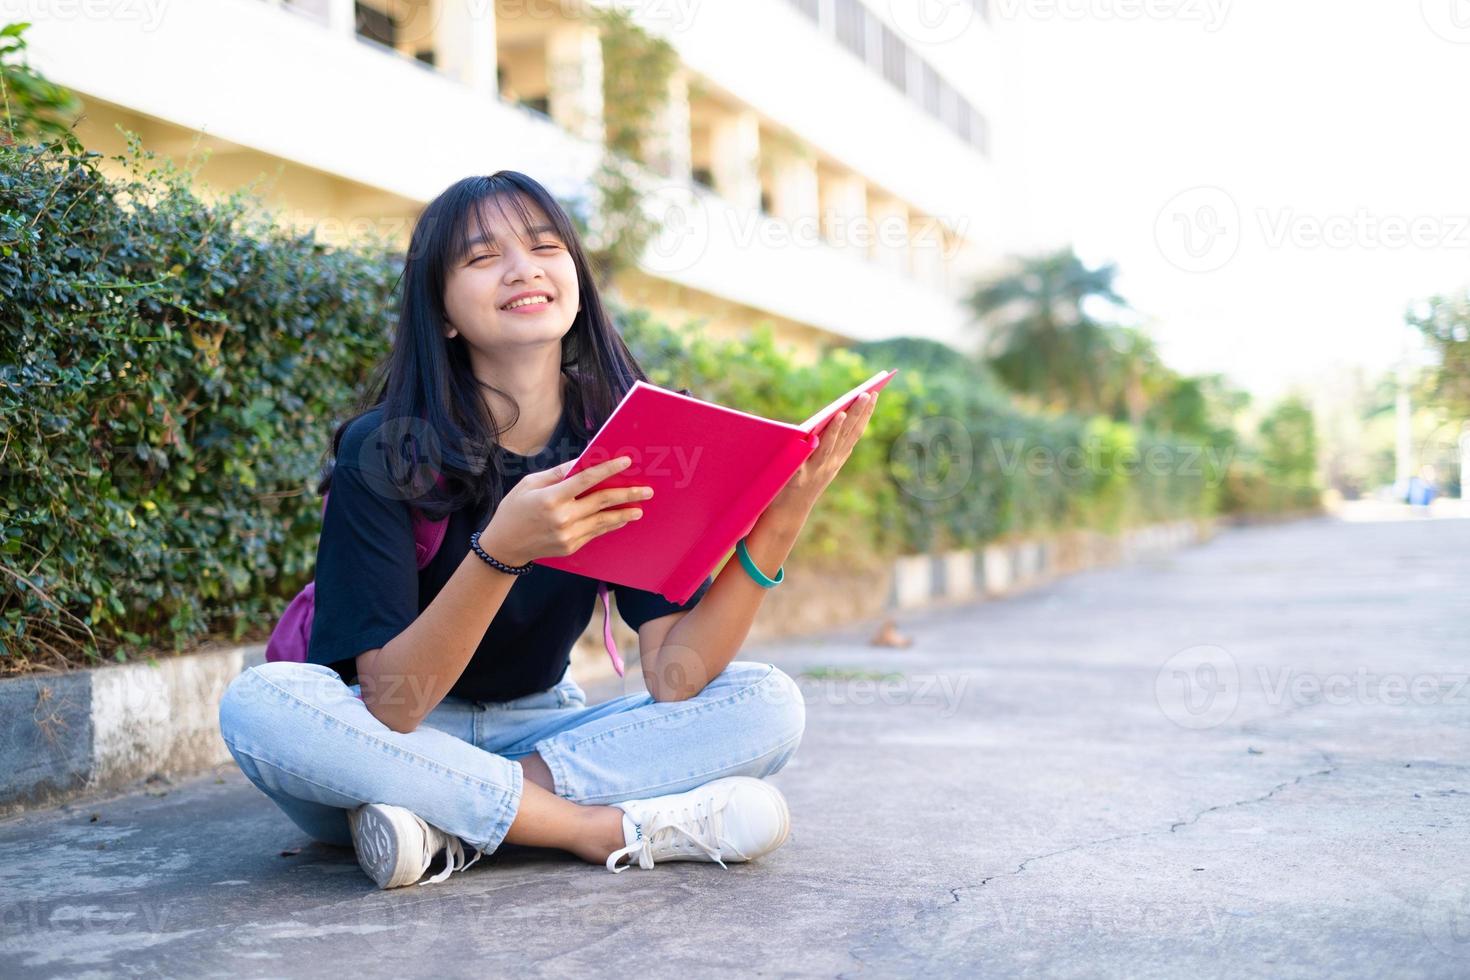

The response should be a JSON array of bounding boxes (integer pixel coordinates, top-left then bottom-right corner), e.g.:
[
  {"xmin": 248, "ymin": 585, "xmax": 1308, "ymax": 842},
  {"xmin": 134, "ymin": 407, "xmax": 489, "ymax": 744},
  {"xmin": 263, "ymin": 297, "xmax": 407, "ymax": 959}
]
[{"xmin": 2, "ymin": 25, "xmax": 1333, "ymax": 671}]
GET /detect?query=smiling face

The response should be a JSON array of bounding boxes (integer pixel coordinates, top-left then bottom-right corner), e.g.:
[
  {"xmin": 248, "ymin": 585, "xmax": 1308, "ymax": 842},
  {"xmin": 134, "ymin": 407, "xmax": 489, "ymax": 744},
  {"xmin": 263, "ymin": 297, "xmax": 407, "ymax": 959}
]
[{"xmin": 441, "ymin": 193, "xmax": 580, "ymax": 354}]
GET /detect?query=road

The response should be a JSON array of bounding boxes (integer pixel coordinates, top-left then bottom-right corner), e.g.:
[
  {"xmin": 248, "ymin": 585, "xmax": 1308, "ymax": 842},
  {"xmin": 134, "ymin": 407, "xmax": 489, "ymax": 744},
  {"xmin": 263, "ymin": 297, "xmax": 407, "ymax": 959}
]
[{"xmin": 1, "ymin": 515, "xmax": 1467, "ymax": 978}]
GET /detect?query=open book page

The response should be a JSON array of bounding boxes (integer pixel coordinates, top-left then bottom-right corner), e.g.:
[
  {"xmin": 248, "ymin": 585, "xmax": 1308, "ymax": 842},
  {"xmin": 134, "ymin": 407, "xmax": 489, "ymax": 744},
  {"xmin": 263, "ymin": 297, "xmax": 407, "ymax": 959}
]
[
  {"xmin": 536, "ymin": 369, "xmax": 898, "ymax": 601},
  {"xmin": 798, "ymin": 369, "xmax": 900, "ymax": 437}
]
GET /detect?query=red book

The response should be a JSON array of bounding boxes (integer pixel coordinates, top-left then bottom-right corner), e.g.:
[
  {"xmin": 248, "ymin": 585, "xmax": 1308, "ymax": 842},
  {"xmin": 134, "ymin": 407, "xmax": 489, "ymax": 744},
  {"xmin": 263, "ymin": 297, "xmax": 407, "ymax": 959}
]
[{"xmin": 535, "ymin": 369, "xmax": 899, "ymax": 602}]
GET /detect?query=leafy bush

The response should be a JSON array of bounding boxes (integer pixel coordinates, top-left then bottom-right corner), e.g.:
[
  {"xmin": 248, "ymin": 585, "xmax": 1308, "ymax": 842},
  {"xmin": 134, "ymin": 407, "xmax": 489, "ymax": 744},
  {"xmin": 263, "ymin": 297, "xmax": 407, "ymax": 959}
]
[
  {"xmin": 622, "ymin": 317, "xmax": 1219, "ymax": 559},
  {"xmin": 2, "ymin": 136, "xmax": 398, "ymax": 669},
  {"xmin": 1, "ymin": 133, "xmax": 1265, "ymax": 673}
]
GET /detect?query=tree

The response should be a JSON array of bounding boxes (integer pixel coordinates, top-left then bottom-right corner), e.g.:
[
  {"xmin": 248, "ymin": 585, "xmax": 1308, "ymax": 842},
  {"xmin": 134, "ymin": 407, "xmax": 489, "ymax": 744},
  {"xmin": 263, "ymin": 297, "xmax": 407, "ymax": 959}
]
[
  {"xmin": 1407, "ymin": 291, "xmax": 1470, "ymax": 420},
  {"xmin": 1258, "ymin": 395, "xmax": 1319, "ymax": 489},
  {"xmin": 0, "ymin": 22, "xmax": 81, "ymax": 146},
  {"xmin": 965, "ymin": 247, "xmax": 1129, "ymax": 416}
]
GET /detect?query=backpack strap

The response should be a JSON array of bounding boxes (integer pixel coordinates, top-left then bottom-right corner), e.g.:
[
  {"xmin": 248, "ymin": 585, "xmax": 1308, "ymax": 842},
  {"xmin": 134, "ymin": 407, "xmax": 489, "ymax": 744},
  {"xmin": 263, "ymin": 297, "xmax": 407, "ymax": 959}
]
[
  {"xmin": 410, "ymin": 509, "xmax": 449, "ymax": 571},
  {"xmin": 320, "ymin": 475, "xmax": 449, "ymax": 573},
  {"xmin": 582, "ymin": 403, "xmax": 625, "ymax": 678},
  {"xmin": 598, "ymin": 581, "xmax": 624, "ymax": 677}
]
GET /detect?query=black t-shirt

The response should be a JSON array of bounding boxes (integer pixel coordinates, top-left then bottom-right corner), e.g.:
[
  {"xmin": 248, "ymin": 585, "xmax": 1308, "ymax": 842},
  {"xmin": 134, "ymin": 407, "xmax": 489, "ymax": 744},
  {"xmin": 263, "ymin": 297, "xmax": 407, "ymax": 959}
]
[{"xmin": 305, "ymin": 403, "xmax": 714, "ymax": 703}]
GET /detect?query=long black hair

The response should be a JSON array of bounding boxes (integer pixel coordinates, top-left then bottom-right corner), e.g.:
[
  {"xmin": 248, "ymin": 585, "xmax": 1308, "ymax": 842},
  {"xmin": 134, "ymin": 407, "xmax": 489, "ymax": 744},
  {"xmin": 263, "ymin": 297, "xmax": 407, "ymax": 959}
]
[{"xmin": 317, "ymin": 171, "xmax": 655, "ymax": 520}]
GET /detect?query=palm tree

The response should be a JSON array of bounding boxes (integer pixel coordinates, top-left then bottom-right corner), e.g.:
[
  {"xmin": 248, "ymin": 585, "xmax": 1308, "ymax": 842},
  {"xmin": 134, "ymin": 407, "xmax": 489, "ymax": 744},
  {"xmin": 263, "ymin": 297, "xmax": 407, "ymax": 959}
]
[{"xmin": 965, "ymin": 248, "xmax": 1127, "ymax": 415}]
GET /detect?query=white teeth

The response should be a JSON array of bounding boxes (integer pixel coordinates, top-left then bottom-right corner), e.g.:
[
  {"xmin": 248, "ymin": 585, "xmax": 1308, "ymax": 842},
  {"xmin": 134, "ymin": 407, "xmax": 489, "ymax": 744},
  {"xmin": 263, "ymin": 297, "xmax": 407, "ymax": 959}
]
[{"xmin": 503, "ymin": 296, "xmax": 550, "ymax": 310}]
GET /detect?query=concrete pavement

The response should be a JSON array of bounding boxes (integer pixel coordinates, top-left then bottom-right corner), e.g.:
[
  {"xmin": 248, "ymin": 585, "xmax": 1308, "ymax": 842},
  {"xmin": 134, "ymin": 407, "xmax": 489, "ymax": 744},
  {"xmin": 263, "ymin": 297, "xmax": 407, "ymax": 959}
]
[{"xmin": 1, "ymin": 515, "xmax": 1466, "ymax": 978}]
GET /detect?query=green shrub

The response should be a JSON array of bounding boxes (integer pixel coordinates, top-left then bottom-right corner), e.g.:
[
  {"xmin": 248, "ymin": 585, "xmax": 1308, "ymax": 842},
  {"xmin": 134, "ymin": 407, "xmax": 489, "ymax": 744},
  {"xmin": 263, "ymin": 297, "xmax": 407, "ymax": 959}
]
[
  {"xmin": 2, "ymin": 136, "xmax": 399, "ymax": 668},
  {"xmin": 1, "ymin": 133, "xmax": 1277, "ymax": 673}
]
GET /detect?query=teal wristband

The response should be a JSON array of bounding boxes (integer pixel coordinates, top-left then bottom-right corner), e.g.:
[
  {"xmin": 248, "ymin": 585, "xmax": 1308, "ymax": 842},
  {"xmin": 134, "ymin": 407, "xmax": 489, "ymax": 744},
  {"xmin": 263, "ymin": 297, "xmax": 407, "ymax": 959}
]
[{"xmin": 736, "ymin": 536, "xmax": 784, "ymax": 588}]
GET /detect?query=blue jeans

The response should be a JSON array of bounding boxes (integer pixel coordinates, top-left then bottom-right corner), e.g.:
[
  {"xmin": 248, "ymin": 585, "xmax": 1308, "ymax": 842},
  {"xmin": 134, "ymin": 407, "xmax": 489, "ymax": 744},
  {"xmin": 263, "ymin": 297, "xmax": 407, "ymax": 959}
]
[{"xmin": 217, "ymin": 659, "xmax": 806, "ymax": 854}]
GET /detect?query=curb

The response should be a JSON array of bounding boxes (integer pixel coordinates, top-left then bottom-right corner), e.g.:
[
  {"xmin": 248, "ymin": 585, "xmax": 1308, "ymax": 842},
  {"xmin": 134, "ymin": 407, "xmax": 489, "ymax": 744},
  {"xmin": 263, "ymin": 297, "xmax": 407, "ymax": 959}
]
[
  {"xmin": 885, "ymin": 518, "xmax": 1212, "ymax": 609},
  {"xmin": 0, "ymin": 644, "xmax": 265, "ymax": 818},
  {"xmin": 1, "ymin": 517, "xmax": 1215, "ymax": 816}
]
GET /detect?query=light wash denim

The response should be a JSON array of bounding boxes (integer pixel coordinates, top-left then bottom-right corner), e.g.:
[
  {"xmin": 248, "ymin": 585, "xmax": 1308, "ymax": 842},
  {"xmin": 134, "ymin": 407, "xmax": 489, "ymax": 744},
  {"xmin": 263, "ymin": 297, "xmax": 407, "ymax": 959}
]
[{"xmin": 217, "ymin": 659, "xmax": 806, "ymax": 854}]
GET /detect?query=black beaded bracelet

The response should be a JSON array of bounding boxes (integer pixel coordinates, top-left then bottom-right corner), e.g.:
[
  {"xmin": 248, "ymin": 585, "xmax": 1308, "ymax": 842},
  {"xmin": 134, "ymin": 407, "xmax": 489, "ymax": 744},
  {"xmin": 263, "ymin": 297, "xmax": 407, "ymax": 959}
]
[{"xmin": 469, "ymin": 529, "xmax": 536, "ymax": 576}]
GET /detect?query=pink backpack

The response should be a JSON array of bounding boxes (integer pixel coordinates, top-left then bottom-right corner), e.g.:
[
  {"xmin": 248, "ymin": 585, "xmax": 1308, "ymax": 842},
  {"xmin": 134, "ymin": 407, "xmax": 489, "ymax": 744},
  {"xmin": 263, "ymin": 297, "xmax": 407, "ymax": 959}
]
[{"xmin": 265, "ymin": 493, "xmax": 626, "ymax": 676}]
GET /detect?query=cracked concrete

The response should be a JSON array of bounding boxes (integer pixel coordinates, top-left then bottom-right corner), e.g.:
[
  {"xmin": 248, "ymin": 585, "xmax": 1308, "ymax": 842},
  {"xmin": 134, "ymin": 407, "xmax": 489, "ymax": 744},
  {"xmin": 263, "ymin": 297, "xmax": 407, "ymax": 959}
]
[{"xmin": 0, "ymin": 515, "xmax": 1466, "ymax": 978}]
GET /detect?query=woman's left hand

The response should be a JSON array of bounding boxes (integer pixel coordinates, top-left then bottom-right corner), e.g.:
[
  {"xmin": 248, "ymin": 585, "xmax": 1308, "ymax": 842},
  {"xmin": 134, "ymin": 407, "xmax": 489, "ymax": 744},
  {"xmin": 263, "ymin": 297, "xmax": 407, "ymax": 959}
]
[{"xmin": 764, "ymin": 390, "xmax": 881, "ymax": 528}]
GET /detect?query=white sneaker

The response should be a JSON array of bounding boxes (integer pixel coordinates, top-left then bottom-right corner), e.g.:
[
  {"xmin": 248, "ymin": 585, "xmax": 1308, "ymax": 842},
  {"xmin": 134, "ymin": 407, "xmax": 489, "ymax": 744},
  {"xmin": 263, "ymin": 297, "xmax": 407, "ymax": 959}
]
[
  {"xmin": 605, "ymin": 776, "xmax": 791, "ymax": 873},
  {"xmin": 347, "ymin": 802, "xmax": 483, "ymax": 889}
]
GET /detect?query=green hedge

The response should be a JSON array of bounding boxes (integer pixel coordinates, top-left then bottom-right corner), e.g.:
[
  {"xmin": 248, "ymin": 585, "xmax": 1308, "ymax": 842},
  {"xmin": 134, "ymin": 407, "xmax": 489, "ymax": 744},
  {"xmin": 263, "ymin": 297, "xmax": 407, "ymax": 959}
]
[
  {"xmin": 2, "ymin": 137, "xmax": 399, "ymax": 668},
  {"xmin": 2, "ymin": 136, "xmax": 1269, "ymax": 671},
  {"xmin": 626, "ymin": 319, "xmax": 1222, "ymax": 561}
]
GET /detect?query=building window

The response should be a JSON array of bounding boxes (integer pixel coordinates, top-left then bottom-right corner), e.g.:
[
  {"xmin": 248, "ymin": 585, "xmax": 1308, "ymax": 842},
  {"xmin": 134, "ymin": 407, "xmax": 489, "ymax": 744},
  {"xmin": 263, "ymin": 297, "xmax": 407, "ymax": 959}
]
[
  {"xmin": 355, "ymin": 1, "xmax": 395, "ymax": 48},
  {"xmin": 282, "ymin": 0, "xmax": 330, "ymax": 25},
  {"xmin": 788, "ymin": 0, "xmax": 991, "ymax": 159},
  {"xmin": 970, "ymin": 109, "xmax": 991, "ymax": 154},
  {"xmin": 880, "ymin": 24, "xmax": 907, "ymax": 92},
  {"xmin": 834, "ymin": 0, "xmax": 867, "ymax": 60},
  {"xmin": 786, "ymin": 0, "xmax": 820, "ymax": 24},
  {"xmin": 921, "ymin": 63, "xmax": 942, "ymax": 118}
]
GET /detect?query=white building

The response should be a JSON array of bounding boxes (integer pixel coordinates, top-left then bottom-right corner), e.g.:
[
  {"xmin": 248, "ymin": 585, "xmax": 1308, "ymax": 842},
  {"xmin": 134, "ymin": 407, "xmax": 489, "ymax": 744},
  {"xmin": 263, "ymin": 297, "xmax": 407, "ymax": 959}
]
[{"xmin": 28, "ymin": 0, "xmax": 1010, "ymax": 357}]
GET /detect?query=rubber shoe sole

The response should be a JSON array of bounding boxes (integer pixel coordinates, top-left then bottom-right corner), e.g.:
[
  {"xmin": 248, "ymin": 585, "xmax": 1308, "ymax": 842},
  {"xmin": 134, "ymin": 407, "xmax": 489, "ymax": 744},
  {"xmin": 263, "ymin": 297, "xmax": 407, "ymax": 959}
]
[{"xmin": 348, "ymin": 803, "xmax": 421, "ymax": 889}]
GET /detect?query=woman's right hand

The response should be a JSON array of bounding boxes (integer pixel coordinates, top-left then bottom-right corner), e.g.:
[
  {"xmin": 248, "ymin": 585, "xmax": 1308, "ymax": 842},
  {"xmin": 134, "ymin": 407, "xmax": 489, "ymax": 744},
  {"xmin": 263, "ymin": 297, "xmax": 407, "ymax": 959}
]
[{"xmin": 476, "ymin": 455, "xmax": 654, "ymax": 566}]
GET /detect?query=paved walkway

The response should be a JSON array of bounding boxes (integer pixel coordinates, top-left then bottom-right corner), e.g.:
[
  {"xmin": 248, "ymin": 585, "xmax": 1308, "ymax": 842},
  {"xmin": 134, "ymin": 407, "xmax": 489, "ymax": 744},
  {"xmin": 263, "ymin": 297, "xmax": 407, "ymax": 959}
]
[{"xmin": 1, "ymin": 515, "xmax": 1467, "ymax": 978}]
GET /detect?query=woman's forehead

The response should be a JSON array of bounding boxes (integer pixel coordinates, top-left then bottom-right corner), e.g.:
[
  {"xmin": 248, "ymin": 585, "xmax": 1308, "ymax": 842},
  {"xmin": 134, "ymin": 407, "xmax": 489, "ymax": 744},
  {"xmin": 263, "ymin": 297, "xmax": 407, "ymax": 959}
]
[{"xmin": 466, "ymin": 194, "xmax": 553, "ymax": 245}]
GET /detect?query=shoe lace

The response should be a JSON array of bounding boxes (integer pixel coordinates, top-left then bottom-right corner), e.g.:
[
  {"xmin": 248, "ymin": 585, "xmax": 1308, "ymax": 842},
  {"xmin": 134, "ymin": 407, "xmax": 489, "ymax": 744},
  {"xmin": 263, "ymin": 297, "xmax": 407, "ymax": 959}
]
[
  {"xmin": 419, "ymin": 823, "xmax": 485, "ymax": 886},
  {"xmin": 605, "ymin": 801, "xmax": 747, "ymax": 873}
]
